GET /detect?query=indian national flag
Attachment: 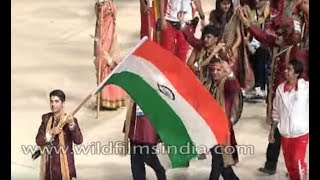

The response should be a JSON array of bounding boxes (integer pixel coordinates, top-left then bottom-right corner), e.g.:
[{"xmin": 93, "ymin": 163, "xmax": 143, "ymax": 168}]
[{"xmin": 94, "ymin": 37, "xmax": 230, "ymax": 168}]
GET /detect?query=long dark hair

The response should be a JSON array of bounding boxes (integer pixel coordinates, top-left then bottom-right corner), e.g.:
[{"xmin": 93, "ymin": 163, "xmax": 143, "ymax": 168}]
[
  {"xmin": 240, "ymin": 0, "xmax": 257, "ymax": 10},
  {"xmin": 210, "ymin": 0, "xmax": 234, "ymax": 26}
]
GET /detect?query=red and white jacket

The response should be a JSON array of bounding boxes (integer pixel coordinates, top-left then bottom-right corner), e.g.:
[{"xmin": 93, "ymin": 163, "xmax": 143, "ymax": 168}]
[{"xmin": 272, "ymin": 78, "xmax": 309, "ymax": 138}]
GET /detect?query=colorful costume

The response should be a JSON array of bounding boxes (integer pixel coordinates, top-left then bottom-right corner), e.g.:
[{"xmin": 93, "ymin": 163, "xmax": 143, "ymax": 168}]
[
  {"xmin": 94, "ymin": 0, "xmax": 126, "ymax": 109},
  {"xmin": 36, "ymin": 113, "xmax": 83, "ymax": 180}
]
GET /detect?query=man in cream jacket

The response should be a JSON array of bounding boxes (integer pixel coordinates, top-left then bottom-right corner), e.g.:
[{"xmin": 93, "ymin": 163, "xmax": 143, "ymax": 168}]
[{"xmin": 269, "ymin": 59, "xmax": 309, "ymax": 180}]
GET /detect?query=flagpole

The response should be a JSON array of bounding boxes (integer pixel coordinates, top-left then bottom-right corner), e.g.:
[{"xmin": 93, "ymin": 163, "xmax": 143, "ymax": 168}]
[
  {"xmin": 31, "ymin": 37, "xmax": 149, "ymax": 160},
  {"xmin": 96, "ymin": 2, "xmax": 103, "ymax": 119}
]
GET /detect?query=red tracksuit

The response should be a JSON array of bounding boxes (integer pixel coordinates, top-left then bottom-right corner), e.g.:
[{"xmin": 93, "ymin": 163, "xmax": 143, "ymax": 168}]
[
  {"xmin": 159, "ymin": 0, "xmax": 192, "ymax": 63},
  {"xmin": 160, "ymin": 22, "xmax": 190, "ymax": 63},
  {"xmin": 281, "ymin": 134, "xmax": 309, "ymax": 180},
  {"xmin": 280, "ymin": 82, "xmax": 309, "ymax": 180},
  {"xmin": 273, "ymin": 80, "xmax": 309, "ymax": 180}
]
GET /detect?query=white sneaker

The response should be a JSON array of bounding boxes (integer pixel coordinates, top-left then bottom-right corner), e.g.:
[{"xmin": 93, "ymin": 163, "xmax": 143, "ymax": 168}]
[
  {"xmin": 241, "ymin": 89, "xmax": 247, "ymax": 97},
  {"xmin": 255, "ymin": 87, "xmax": 264, "ymax": 97}
]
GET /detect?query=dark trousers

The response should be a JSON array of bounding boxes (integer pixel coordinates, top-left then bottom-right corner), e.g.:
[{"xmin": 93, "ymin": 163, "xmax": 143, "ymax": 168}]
[
  {"xmin": 249, "ymin": 47, "xmax": 271, "ymax": 90},
  {"xmin": 130, "ymin": 142, "xmax": 166, "ymax": 180},
  {"xmin": 264, "ymin": 127, "xmax": 281, "ymax": 170},
  {"xmin": 209, "ymin": 146, "xmax": 239, "ymax": 180}
]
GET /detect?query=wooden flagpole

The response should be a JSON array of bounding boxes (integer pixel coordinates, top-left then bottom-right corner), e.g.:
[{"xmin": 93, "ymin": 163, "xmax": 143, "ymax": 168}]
[
  {"xmin": 96, "ymin": 2, "xmax": 103, "ymax": 119},
  {"xmin": 32, "ymin": 36, "xmax": 149, "ymax": 160},
  {"xmin": 66, "ymin": 36, "xmax": 148, "ymax": 135}
]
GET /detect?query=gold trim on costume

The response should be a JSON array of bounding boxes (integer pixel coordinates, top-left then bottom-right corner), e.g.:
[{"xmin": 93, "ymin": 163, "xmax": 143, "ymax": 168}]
[
  {"xmin": 40, "ymin": 113, "xmax": 70, "ymax": 180},
  {"xmin": 101, "ymin": 99, "xmax": 126, "ymax": 109}
]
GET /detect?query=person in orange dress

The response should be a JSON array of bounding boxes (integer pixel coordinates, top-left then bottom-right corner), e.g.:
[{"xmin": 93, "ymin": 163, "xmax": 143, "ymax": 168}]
[{"xmin": 94, "ymin": 0, "xmax": 126, "ymax": 110}]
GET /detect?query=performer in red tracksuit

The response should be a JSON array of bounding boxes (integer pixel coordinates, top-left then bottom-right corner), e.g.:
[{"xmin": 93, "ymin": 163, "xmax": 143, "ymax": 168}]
[
  {"xmin": 159, "ymin": 0, "xmax": 198, "ymax": 63},
  {"xmin": 270, "ymin": 59, "xmax": 309, "ymax": 180}
]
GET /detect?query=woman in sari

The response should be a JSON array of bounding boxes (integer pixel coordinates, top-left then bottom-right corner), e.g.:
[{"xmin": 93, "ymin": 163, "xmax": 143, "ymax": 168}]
[
  {"xmin": 210, "ymin": 0, "xmax": 255, "ymax": 92},
  {"xmin": 94, "ymin": 0, "xmax": 126, "ymax": 110},
  {"xmin": 239, "ymin": 0, "xmax": 271, "ymax": 97}
]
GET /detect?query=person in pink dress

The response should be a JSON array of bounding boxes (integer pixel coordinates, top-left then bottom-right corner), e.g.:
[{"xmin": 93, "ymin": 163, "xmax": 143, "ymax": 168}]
[{"xmin": 94, "ymin": 0, "xmax": 126, "ymax": 110}]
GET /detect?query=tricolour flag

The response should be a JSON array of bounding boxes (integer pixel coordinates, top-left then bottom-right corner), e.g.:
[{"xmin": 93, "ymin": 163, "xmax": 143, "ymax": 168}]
[{"xmin": 94, "ymin": 37, "xmax": 230, "ymax": 168}]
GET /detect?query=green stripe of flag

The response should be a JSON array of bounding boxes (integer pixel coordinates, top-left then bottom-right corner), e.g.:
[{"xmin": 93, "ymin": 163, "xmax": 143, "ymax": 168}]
[{"xmin": 106, "ymin": 71, "xmax": 197, "ymax": 167}]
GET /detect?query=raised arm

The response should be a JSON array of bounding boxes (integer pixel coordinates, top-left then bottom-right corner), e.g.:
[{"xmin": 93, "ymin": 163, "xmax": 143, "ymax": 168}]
[
  {"xmin": 193, "ymin": 0, "xmax": 206, "ymax": 28},
  {"xmin": 248, "ymin": 26, "xmax": 276, "ymax": 47},
  {"xmin": 176, "ymin": 6, "xmax": 204, "ymax": 50},
  {"xmin": 236, "ymin": 7, "xmax": 276, "ymax": 47},
  {"xmin": 181, "ymin": 26, "xmax": 203, "ymax": 51}
]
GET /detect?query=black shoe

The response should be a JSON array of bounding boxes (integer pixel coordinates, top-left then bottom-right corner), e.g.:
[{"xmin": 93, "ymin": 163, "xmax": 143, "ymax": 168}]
[{"xmin": 258, "ymin": 167, "xmax": 276, "ymax": 175}]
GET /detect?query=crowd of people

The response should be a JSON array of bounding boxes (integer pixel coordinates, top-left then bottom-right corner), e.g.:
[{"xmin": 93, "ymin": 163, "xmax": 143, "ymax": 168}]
[{"xmin": 131, "ymin": 0, "xmax": 308, "ymax": 179}]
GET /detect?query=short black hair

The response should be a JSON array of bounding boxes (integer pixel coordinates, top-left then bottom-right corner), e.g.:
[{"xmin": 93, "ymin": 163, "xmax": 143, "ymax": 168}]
[
  {"xmin": 201, "ymin": 25, "xmax": 222, "ymax": 40},
  {"xmin": 49, "ymin": 89, "xmax": 66, "ymax": 102},
  {"xmin": 289, "ymin": 59, "xmax": 304, "ymax": 78}
]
